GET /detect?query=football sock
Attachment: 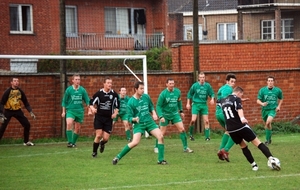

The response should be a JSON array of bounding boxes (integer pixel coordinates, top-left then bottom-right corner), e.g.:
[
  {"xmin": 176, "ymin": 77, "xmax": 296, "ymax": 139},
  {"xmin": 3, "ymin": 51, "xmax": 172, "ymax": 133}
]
[
  {"xmin": 205, "ymin": 128, "xmax": 210, "ymax": 139},
  {"xmin": 157, "ymin": 144, "xmax": 165, "ymax": 162},
  {"xmin": 66, "ymin": 130, "xmax": 73, "ymax": 143},
  {"xmin": 155, "ymin": 139, "xmax": 158, "ymax": 148},
  {"xmin": 189, "ymin": 126, "xmax": 194, "ymax": 137},
  {"xmin": 224, "ymin": 136, "xmax": 235, "ymax": 152},
  {"xmin": 125, "ymin": 129, "xmax": 131, "ymax": 140},
  {"xmin": 93, "ymin": 142, "xmax": 100, "ymax": 152},
  {"xmin": 258, "ymin": 143, "xmax": 272, "ymax": 158},
  {"xmin": 180, "ymin": 132, "xmax": 187, "ymax": 149},
  {"xmin": 219, "ymin": 133, "xmax": 229, "ymax": 150},
  {"xmin": 265, "ymin": 129, "xmax": 272, "ymax": 142},
  {"xmin": 117, "ymin": 144, "xmax": 131, "ymax": 159},
  {"xmin": 242, "ymin": 146, "xmax": 254, "ymax": 164},
  {"xmin": 72, "ymin": 133, "xmax": 79, "ymax": 144}
]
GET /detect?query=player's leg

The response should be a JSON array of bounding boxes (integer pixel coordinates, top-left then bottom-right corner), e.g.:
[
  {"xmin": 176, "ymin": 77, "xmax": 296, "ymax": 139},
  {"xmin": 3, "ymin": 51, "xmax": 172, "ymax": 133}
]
[
  {"xmin": 15, "ymin": 110, "xmax": 33, "ymax": 146},
  {"xmin": 154, "ymin": 125, "xmax": 166, "ymax": 153},
  {"xmin": 265, "ymin": 111, "xmax": 275, "ymax": 145},
  {"xmin": 151, "ymin": 126, "xmax": 167, "ymax": 164},
  {"xmin": 202, "ymin": 114, "xmax": 210, "ymax": 141},
  {"xmin": 113, "ymin": 125, "xmax": 143, "ymax": 165},
  {"xmin": 188, "ymin": 114, "xmax": 197, "ymax": 140},
  {"xmin": 216, "ymin": 111, "xmax": 228, "ymax": 160},
  {"xmin": 123, "ymin": 120, "xmax": 131, "ymax": 142},
  {"xmin": 99, "ymin": 118, "xmax": 113, "ymax": 153},
  {"xmin": 174, "ymin": 120, "xmax": 193, "ymax": 153},
  {"xmin": 72, "ymin": 113, "xmax": 84, "ymax": 147},
  {"xmin": 65, "ymin": 111, "xmax": 76, "ymax": 147},
  {"xmin": 92, "ymin": 129, "xmax": 103, "ymax": 157}
]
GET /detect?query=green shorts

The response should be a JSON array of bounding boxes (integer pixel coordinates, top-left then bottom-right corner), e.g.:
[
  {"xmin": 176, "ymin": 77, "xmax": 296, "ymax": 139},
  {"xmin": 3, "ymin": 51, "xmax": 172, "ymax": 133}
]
[
  {"xmin": 262, "ymin": 109, "xmax": 276, "ymax": 122},
  {"xmin": 215, "ymin": 109, "xmax": 226, "ymax": 128},
  {"xmin": 192, "ymin": 103, "xmax": 208, "ymax": 115},
  {"xmin": 113, "ymin": 113, "xmax": 128, "ymax": 122},
  {"xmin": 66, "ymin": 110, "xmax": 84, "ymax": 124},
  {"xmin": 132, "ymin": 120, "xmax": 158, "ymax": 135},
  {"xmin": 159, "ymin": 113, "xmax": 182, "ymax": 127}
]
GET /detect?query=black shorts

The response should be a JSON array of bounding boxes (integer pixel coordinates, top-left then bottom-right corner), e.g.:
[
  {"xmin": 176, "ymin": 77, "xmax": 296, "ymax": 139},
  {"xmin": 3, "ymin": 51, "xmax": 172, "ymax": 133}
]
[
  {"xmin": 94, "ymin": 115, "xmax": 113, "ymax": 134},
  {"xmin": 228, "ymin": 125, "xmax": 257, "ymax": 144}
]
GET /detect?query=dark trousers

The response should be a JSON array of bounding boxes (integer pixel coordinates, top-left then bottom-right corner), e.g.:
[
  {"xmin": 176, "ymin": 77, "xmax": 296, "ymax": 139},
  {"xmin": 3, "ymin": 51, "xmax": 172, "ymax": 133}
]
[{"xmin": 0, "ymin": 109, "xmax": 31, "ymax": 143}]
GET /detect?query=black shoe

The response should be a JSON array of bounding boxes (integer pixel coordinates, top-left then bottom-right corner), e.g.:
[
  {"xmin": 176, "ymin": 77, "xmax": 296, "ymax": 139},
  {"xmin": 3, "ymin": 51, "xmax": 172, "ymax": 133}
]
[
  {"xmin": 265, "ymin": 139, "xmax": 272, "ymax": 146},
  {"xmin": 205, "ymin": 138, "xmax": 210, "ymax": 141},
  {"xmin": 72, "ymin": 144, "xmax": 76, "ymax": 148},
  {"xmin": 99, "ymin": 142, "xmax": 105, "ymax": 153},
  {"xmin": 127, "ymin": 138, "xmax": 132, "ymax": 142},
  {"xmin": 157, "ymin": 160, "xmax": 168, "ymax": 165},
  {"xmin": 112, "ymin": 157, "xmax": 119, "ymax": 165},
  {"xmin": 67, "ymin": 143, "xmax": 73, "ymax": 148},
  {"xmin": 190, "ymin": 136, "xmax": 195, "ymax": 141},
  {"xmin": 92, "ymin": 152, "xmax": 97, "ymax": 158}
]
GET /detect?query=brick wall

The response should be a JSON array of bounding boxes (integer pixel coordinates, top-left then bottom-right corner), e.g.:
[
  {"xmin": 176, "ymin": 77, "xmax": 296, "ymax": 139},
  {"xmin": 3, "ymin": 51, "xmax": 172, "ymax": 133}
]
[{"xmin": 0, "ymin": 71, "xmax": 299, "ymax": 140}]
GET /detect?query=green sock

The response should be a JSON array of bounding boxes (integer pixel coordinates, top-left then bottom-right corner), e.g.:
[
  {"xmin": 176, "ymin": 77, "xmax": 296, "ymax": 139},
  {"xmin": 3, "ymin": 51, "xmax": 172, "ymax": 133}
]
[
  {"xmin": 117, "ymin": 145, "xmax": 131, "ymax": 160},
  {"xmin": 266, "ymin": 129, "xmax": 272, "ymax": 141},
  {"xmin": 205, "ymin": 128, "xmax": 210, "ymax": 139},
  {"xmin": 189, "ymin": 126, "xmax": 194, "ymax": 136},
  {"xmin": 66, "ymin": 130, "xmax": 73, "ymax": 143},
  {"xmin": 180, "ymin": 132, "xmax": 187, "ymax": 149},
  {"xmin": 125, "ymin": 130, "xmax": 131, "ymax": 140},
  {"xmin": 72, "ymin": 133, "xmax": 79, "ymax": 144},
  {"xmin": 224, "ymin": 136, "xmax": 235, "ymax": 152},
  {"xmin": 157, "ymin": 144, "xmax": 165, "ymax": 162},
  {"xmin": 154, "ymin": 139, "xmax": 158, "ymax": 148},
  {"xmin": 219, "ymin": 133, "xmax": 229, "ymax": 150}
]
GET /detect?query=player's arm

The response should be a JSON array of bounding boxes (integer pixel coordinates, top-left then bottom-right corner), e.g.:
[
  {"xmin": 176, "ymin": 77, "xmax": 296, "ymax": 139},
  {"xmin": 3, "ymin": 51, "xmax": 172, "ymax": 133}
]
[
  {"xmin": 156, "ymin": 93, "xmax": 164, "ymax": 120},
  {"xmin": 277, "ymin": 99, "xmax": 283, "ymax": 112},
  {"xmin": 20, "ymin": 89, "xmax": 36, "ymax": 119},
  {"xmin": 238, "ymin": 109, "xmax": 248, "ymax": 124}
]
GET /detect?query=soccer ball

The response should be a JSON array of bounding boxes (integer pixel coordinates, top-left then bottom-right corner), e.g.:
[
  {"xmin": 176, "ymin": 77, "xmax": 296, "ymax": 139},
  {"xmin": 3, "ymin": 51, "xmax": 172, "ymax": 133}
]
[{"xmin": 267, "ymin": 157, "xmax": 281, "ymax": 170}]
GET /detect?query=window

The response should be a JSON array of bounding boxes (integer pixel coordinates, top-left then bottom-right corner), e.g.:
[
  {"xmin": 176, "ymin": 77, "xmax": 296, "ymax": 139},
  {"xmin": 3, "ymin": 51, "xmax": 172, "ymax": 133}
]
[
  {"xmin": 183, "ymin": 25, "xmax": 203, "ymax": 40},
  {"xmin": 104, "ymin": 7, "xmax": 146, "ymax": 36},
  {"xmin": 9, "ymin": 4, "xmax": 33, "ymax": 34},
  {"xmin": 261, "ymin": 19, "xmax": 294, "ymax": 40},
  {"xmin": 217, "ymin": 23, "xmax": 237, "ymax": 40},
  {"xmin": 65, "ymin": 6, "xmax": 78, "ymax": 37}
]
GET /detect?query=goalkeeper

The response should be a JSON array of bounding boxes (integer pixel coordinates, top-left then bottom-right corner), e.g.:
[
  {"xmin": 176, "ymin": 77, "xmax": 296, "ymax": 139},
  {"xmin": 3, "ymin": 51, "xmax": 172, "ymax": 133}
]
[{"xmin": 0, "ymin": 77, "xmax": 36, "ymax": 146}]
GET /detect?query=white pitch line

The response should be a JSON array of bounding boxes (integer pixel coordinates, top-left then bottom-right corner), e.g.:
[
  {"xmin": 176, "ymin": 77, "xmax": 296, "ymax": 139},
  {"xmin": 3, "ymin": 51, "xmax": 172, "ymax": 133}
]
[{"xmin": 86, "ymin": 173, "xmax": 300, "ymax": 190}]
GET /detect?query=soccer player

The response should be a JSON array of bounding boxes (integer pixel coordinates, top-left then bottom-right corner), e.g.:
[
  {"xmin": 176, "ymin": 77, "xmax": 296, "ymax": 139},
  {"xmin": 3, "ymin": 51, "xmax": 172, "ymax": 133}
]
[
  {"xmin": 112, "ymin": 81, "xmax": 167, "ymax": 165},
  {"xmin": 218, "ymin": 86, "xmax": 280, "ymax": 171},
  {"xmin": 61, "ymin": 74, "xmax": 90, "ymax": 148},
  {"xmin": 0, "ymin": 77, "xmax": 36, "ymax": 146},
  {"xmin": 113, "ymin": 87, "xmax": 132, "ymax": 142},
  {"xmin": 186, "ymin": 72, "xmax": 215, "ymax": 141},
  {"xmin": 89, "ymin": 77, "xmax": 119, "ymax": 157},
  {"xmin": 215, "ymin": 73, "xmax": 237, "ymax": 161},
  {"xmin": 257, "ymin": 76, "xmax": 283, "ymax": 145},
  {"xmin": 154, "ymin": 78, "xmax": 193, "ymax": 153}
]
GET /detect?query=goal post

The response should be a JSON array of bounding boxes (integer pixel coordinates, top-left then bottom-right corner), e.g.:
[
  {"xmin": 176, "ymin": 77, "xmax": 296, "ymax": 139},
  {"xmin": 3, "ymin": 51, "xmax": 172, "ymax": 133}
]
[
  {"xmin": 0, "ymin": 54, "xmax": 148, "ymax": 93},
  {"xmin": 0, "ymin": 54, "xmax": 150, "ymax": 137}
]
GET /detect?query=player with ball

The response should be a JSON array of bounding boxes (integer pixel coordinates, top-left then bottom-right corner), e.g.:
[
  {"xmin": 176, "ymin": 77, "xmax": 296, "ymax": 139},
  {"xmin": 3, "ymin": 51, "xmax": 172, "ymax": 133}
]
[{"xmin": 217, "ymin": 86, "xmax": 280, "ymax": 171}]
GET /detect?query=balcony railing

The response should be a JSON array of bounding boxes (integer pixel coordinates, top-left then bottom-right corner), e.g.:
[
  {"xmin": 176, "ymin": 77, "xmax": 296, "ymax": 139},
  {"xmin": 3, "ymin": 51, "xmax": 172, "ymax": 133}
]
[
  {"xmin": 238, "ymin": 0, "xmax": 300, "ymax": 5},
  {"xmin": 66, "ymin": 33, "xmax": 164, "ymax": 51}
]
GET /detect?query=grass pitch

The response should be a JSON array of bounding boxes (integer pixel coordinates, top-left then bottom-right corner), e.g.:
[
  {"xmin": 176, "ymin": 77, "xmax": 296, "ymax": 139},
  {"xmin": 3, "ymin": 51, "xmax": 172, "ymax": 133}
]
[{"xmin": 0, "ymin": 134, "xmax": 300, "ymax": 190}]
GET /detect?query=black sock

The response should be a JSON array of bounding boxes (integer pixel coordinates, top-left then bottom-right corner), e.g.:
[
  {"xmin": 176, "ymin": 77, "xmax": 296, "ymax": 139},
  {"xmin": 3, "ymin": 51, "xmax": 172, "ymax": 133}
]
[
  {"xmin": 93, "ymin": 142, "xmax": 99, "ymax": 152},
  {"xmin": 242, "ymin": 146, "xmax": 255, "ymax": 164},
  {"xmin": 258, "ymin": 143, "xmax": 272, "ymax": 158}
]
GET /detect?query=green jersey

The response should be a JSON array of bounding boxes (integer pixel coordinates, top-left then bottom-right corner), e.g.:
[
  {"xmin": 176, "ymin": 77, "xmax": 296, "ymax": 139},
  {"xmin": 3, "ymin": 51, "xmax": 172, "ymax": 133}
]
[
  {"xmin": 127, "ymin": 94, "xmax": 155, "ymax": 123},
  {"xmin": 187, "ymin": 82, "xmax": 215, "ymax": 104},
  {"xmin": 118, "ymin": 95, "xmax": 130, "ymax": 115},
  {"xmin": 257, "ymin": 86, "xmax": 283, "ymax": 110},
  {"xmin": 156, "ymin": 88, "xmax": 183, "ymax": 118},
  {"xmin": 216, "ymin": 84, "xmax": 233, "ymax": 112},
  {"xmin": 62, "ymin": 85, "xmax": 90, "ymax": 112}
]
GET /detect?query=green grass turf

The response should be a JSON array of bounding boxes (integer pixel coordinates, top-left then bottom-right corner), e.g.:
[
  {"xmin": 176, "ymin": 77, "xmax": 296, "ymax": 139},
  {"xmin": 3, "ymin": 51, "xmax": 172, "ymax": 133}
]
[{"xmin": 0, "ymin": 134, "xmax": 299, "ymax": 190}]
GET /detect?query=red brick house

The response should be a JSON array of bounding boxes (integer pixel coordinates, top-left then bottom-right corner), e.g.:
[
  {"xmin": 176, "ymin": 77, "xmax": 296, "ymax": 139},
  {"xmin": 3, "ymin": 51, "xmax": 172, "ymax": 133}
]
[{"xmin": 0, "ymin": 0, "xmax": 169, "ymax": 56}]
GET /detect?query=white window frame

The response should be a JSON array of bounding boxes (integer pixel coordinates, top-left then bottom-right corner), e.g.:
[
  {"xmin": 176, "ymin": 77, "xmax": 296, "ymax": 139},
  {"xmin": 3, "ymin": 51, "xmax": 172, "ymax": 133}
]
[
  {"xmin": 217, "ymin": 23, "xmax": 238, "ymax": 40},
  {"xmin": 65, "ymin": 5, "xmax": 78, "ymax": 37},
  {"xmin": 183, "ymin": 24, "xmax": 203, "ymax": 40},
  {"xmin": 9, "ymin": 4, "xmax": 33, "ymax": 34},
  {"xmin": 261, "ymin": 18, "xmax": 294, "ymax": 40}
]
